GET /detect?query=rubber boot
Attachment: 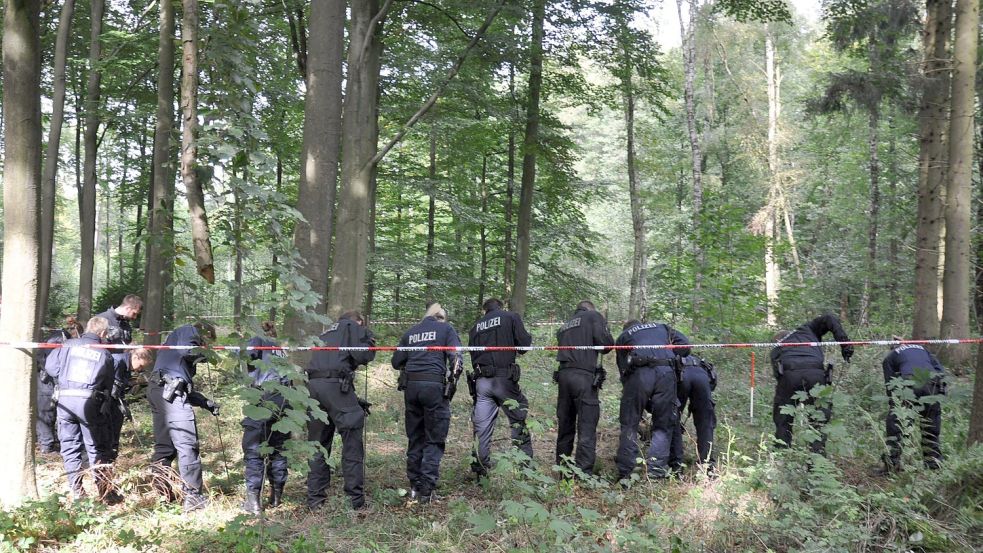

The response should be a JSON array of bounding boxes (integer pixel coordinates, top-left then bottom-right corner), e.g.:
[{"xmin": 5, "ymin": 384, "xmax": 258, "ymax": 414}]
[
  {"xmin": 268, "ymin": 484, "xmax": 284, "ymax": 509},
  {"xmin": 242, "ymin": 490, "xmax": 262, "ymax": 514}
]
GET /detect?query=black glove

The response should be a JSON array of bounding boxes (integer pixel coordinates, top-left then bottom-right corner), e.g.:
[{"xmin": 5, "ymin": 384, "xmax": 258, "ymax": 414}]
[
  {"xmin": 205, "ymin": 399, "xmax": 220, "ymax": 417},
  {"xmin": 842, "ymin": 346, "xmax": 854, "ymax": 363},
  {"xmin": 358, "ymin": 398, "xmax": 372, "ymax": 416}
]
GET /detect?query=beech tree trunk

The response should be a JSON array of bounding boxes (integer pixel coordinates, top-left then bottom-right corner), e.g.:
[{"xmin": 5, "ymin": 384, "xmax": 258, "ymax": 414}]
[
  {"xmin": 677, "ymin": 0, "xmax": 704, "ymax": 325},
  {"xmin": 0, "ymin": 0, "xmax": 42, "ymax": 505},
  {"xmin": 912, "ymin": 0, "xmax": 952, "ymax": 339},
  {"xmin": 426, "ymin": 125, "xmax": 437, "ymax": 300},
  {"xmin": 328, "ymin": 0, "xmax": 385, "ymax": 316},
  {"xmin": 503, "ymin": 61, "xmax": 516, "ymax": 304},
  {"xmin": 181, "ymin": 0, "xmax": 215, "ymax": 284},
  {"xmin": 37, "ymin": 0, "xmax": 76, "ymax": 333},
  {"xmin": 511, "ymin": 0, "xmax": 546, "ymax": 317},
  {"xmin": 859, "ymin": 109, "xmax": 881, "ymax": 327},
  {"xmin": 478, "ymin": 154, "xmax": 489, "ymax": 310},
  {"xmin": 286, "ymin": 0, "xmax": 344, "ymax": 340},
  {"xmin": 623, "ymin": 59, "xmax": 646, "ymax": 320},
  {"xmin": 78, "ymin": 0, "xmax": 106, "ymax": 322},
  {"xmin": 969, "ymin": 128, "xmax": 983, "ymax": 444},
  {"xmin": 143, "ymin": 0, "xmax": 176, "ymax": 346},
  {"xmin": 939, "ymin": 0, "xmax": 977, "ymax": 368},
  {"xmin": 764, "ymin": 29, "xmax": 780, "ymax": 327}
]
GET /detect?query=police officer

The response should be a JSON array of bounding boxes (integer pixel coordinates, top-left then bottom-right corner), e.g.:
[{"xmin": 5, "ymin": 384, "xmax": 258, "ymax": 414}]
[
  {"xmin": 391, "ymin": 303, "xmax": 463, "ymax": 503},
  {"xmin": 44, "ymin": 316, "xmax": 121, "ymax": 503},
  {"xmin": 240, "ymin": 321, "xmax": 292, "ymax": 513},
  {"xmin": 879, "ymin": 338, "xmax": 946, "ymax": 473},
  {"xmin": 770, "ymin": 313, "xmax": 853, "ymax": 454},
  {"xmin": 35, "ymin": 316, "xmax": 82, "ymax": 454},
  {"xmin": 95, "ymin": 294, "xmax": 142, "ymax": 462},
  {"xmin": 147, "ymin": 321, "xmax": 220, "ymax": 512},
  {"xmin": 554, "ymin": 300, "xmax": 614, "ymax": 477},
  {"xmin": 306, "ymin": 311, "xmax": 376, "ymax": 511},
  {"xmin": 467, "ymin": 298, "xmax": 534, "ymax": 477},
  {"xmin": 669, "ymin": 353, "xmax": 717, "ymax": 474},
  {"xmin": 614, "ymin": 319, "xmax": 690, "ymax": 481},
  {"xmin": 106, "ymin": 348, "xmax": 153, "ymax": 461}
]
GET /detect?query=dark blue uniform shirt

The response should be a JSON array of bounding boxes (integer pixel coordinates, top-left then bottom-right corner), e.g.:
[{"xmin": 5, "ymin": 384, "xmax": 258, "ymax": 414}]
[
  {"xmin": 615, "ymin": 322, "xmax": 691, "ymax": 373},
  {"xmin": 308, "ymin": 317, "xmax": 376, "ymax": 376},
  {"xmin": 556, "ymin": 308, "xmax": 614, "ymax": 371},
  {"xmin": 392, "ymin": 316, "xmax": 462, "ymax": 376},
  {"xmin": 153, "ymin": 324, "xmax": 207, "ymax": 383},
  {"xmin": 44, "ymin": 333, "xmax": 115, "ymax": 393},
  {"xmin": 770, "ymin": 313, "xmax": 851, "ymax": 371},
  {"xmin": 882, "ymin": 344, "xmax": 944, "ymax": 381},
  {"xmin": 468, "ymin": 308, "xmax": 532, "ymax": 368}
]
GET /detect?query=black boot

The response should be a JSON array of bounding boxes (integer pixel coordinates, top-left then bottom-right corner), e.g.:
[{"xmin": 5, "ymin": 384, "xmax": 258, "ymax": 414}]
[
  {"xmin": 242, "ymin": 490, "xmax": 262, "ymax": 514},
  {"xmin": 268, "ymin": 485, "xmax": 284, "ymax": 509}
]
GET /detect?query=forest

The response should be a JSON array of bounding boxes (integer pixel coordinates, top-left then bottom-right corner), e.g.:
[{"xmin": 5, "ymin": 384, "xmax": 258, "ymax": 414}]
[{"xmin": 0, "ymin": 0, "xmax": 982, "ymax": 550}]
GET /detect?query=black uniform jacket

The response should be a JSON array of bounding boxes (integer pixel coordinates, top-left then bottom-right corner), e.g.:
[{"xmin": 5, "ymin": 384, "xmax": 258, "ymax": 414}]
[
  {"xmin": 615, "ymin": 322, "xmax": 691, "ymax": 374},
  {"xmin": 468, "ymin": 308, "xmax": 532, "ymax": 369},
  {"xmin": 555, "ymin": 308, "xmax": 614, "ymax": 371},
  {"xmin": 770, "ymin": 313, "xmax": 851, "ymax": 372},
  {"xmin": 392, "ymin": 316, "xmax": 462, "ymax": 376},
  {"xmin": 308, "ymin": 317, "xmax": 376, "ymax": 377}
]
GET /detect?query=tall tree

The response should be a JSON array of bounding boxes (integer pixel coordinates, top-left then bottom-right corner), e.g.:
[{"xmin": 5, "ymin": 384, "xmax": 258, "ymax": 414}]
[
  {"xmin": 0, "ymin": 0, "xmax": 41, "ymax": 505},
  {"xmin": 939, "ymin": 0, "xmax": 977, "ymax": 366},
  {"xmin": 764, "ymin": 28, "xmax": 781, "ymax": 327},
  {"xmin": 37, "ymin": 0, "xmax": 77, "ymax": 333},
  {"xmin": 511, "ymin": 0, "xmax": 547, "ymax": 317},
  {"xmin": 286, "ymin": 0, "xmax": 345, "ymax": 340},
  {"xmin": 143, "ymin": 0, "xmax": 177, "ymax": 345},
  {"xmin": 912, "ymin": 0, "xmax": 952, "ymax": 339},
  {"xmin": 78, "ymin": 0, "xmax": 107, "ymax": 321},
  {"xmin": 181, "ymin": 0, "xmax": 216, "ymax": 283}
]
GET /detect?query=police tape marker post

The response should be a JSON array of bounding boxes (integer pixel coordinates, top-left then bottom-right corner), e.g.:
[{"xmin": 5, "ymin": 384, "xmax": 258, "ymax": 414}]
[{"xmin": 750, "ymin": 351, "xmax": 755, "ymax": 420}]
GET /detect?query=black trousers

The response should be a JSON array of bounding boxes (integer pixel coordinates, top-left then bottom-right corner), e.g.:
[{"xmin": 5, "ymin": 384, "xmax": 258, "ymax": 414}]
[
  {"xmin": 36, "ymin": 372, "xmax": 58, "ymax": 451},
  {"xmin": 56, "ymin": 396, "xmax": 111, "ymax": 496},
  {"xmin": 886, "ymin": 377, "xmax": 943, "ymax": 466},
  {"xmin": 471, "ymin": 375, "xmax": 533, "ymax": 473},
  {"xmin": 616, "ymin": 365, "xmax": 678, "ymax": 478},
  {"xmin": 147, "ymin": 380, "xmax": 204, "ymax": 495},
  {"xmin": 107, "ymin": 401, "xmax": 124, "ymax": 462},
  {"xmin": 773, "ymin": 366, "xmax": 830, "ymax": 454},
  {"xmin": 670, "ymin": 365, "xmax": 717, "ymax": 467},
  {"xmin": 306, "ymin": 378, "xmax": 365, "ymax": 508},
  {"xmin": 242, "ymin": 392, "xmax": 289, "ymax": 495},
  {"xmin": 404, "ymin": 381, "xmax": 450, "ymax": 494},
  {"xmin": 555, "ymin": 368, "xmax": 600, "ymax": 475}
]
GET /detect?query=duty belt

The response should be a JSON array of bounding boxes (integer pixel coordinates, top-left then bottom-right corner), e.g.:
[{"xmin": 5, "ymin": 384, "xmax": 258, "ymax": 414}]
[
  {"xmin": 635, "ymin": 359, "xmax": 676, "ymax": 368},
  {"xmin": 308, "ymin": 370, "xmax": 348, "ymax": 380},
  {"xmin": 405, "ymin": 372, "xmax": 444, "ymax": 383},
  {"xmin": 58, "ymin": 389, "xmax": 98, "ymax": 399},
  {"xmin": 474, "ymin": 365, "xmax": 511, "ymax": 378}
]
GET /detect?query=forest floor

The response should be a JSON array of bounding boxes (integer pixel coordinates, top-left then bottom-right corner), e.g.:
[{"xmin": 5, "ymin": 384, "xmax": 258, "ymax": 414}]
[{"xmin": 12, "ymin": 336, "xmax": 983, "ymax": 552}]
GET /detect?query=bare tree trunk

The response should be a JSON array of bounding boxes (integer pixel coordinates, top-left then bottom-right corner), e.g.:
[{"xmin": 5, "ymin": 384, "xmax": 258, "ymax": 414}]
[
  {"xmin": 143, "ymin": 0, "xmax": 176, "ymax": 346},
  {"xmin": 969, "ymin": 129, "xmax": 983, "ymax": 443},
  {"xmin": 503, "ymin": 61, "xmax": 516, "ymax": 304},
  {"xmin": 365, "ymin": 169, "xmax": 378, "ymax": 322},
  {"xmin": 78, "ymin": 0, "xmax": 106, "ymax": 321},
  {"xmin": 426, "ymin": 125, "xmax": 437, "ymax": 300},
  {"xmin": 677, "ymin": 0, "xmax": 704, "ymax": 325},
  {"xmin": 395, "ymin": 187, "xmax": 403, "ymax": 321},
  {"xmin": 37, "ymin": 0, "xmax": 76, "ymax": 334},
  {"xmin": 478, "ymin": 154, "xmax": 489, "ymax": 309},
  {"xmin": 888, "ymin": 111, "xmax": 900, "ymax": 307},
  {"xmin": 286, "ymin": 0, "xmax": 344, "ymax": 340},
  {"xmin": 511, "ymin": 0, "xmax": 546, "ymax": 317},
  {"xmin": 233, "ymin": 172, "xmax": 243, "ymax": 329},
  {"xmin": 181, "ymin": 0, "xmax": 215, "ymax": 283},
  {"xmin": 860, "ymin": 109, "xmax": 881, "ymax": 327},
  {"xmin": 940, "ymin": 0, "xmax": 977, "ymax": 367},
  {"xmin": 328, "ymin": 0, "xmax": 385, "ymax": 316},
  {"xmin": 0, "ymin": 0, "xmax": 41, "ymax": 505},
  {"xmin": 623, "ymin": 45, "xmax": 647, "ymax": 320},
  {"xmin": 270, "ymin": 154, "xmax": 283, "ymax": 323},
  {"xmin": 132, "ymin": 119, "xmax": 149, "ymax": 276},
  {"xmin": 764, "ymin": 29, "xmax": 781, "ymax": 327},
  {"xmin": 913, "ymin": 0, "xmax": 953, "ymax": 339}
]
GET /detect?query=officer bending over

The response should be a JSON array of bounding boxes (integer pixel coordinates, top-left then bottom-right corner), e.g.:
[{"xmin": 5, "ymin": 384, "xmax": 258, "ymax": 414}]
[
  {"xmin": 467, "ymin": 298, "xmax": 534, "ymax": 478},
  {"xmin": 96, "ymin": 293, "xmax": 142, "ymax": 462},
  {"xmin": 44, "ymin": 316, "xmax": 121, "ymax": 503},
  {"xmin": 107, "ymin": 347, "xmax": 152, "ymax": 461},
  {"xmin": 614, "ymin": 319, "xmax": 690, "ymax": 481},
  {"xmin": 770, "ymin": 313, "xmax": 853, "ymax": 454},
  {"xmin": 879, "ymin": 338, "xmax": 946, "ymax": 473},
  {"xmin": 554, "ymin": 300, "xmax": 614, "ymax": 477},
  {"xmin": 242, "ymin": 321, "xmax": 292, "ymax": 513},
  {"xmin": 147, "ymin": 321, "xmax": 219, "ymax": 512},
  {"xmin": 392, "ymin": 303, "xmax": 464, "ymax": 503},
  {"xmin": 35, "ymin": 316, "xmax": 82, "ymax": 454},
  {"xmin": 669, "ymin": 353, "xmax": 717, "ymax": 474},
  {"xmin": 306, "ymin": 311, "xmax": 376, "ymax": 511}
]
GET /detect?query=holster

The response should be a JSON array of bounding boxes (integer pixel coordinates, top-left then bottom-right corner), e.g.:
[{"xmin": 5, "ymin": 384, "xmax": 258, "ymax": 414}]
[
  {"xmin": 397, "ymin": 370, "xmax": 408, "ymax": 391},
  {"xmin": 119, "ymin": 398, "xmax": 133, "ymax": 422},
  {"xmin": 444, "ymin": 378, "xmax": 458, "ymax": 401},
  {"xmin": 340, "ymin": 370, "xmax": 354, "ymax": 394},
  {"xmin": 509, "ymin": 363, "xmax": 521, "ymax": 383},
  {"xmin": 161, "ymin": 375, "xmax": 187, "ymax": 403},
  {"xmin": 466, "ymin": 371, "xmax": 477, "ymax": 401},
  {"xmin": 824, "ymin": 363, "xmax": 833, "ymax": 385},
  {"xmin": 592, "ymin": 367, "xmax": 606, "ymax": 390}
]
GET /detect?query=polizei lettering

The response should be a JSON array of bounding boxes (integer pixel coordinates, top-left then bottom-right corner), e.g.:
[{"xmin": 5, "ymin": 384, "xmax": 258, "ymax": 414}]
[
  {"xmin": 408, "ymin": 331, "xmax": 438, "ymax": 344},
  {"xmin": 628, "ymin": 322, "xmax": 662, "ymax": 335},
  {"xmin": 560, "ymin": 318, "xmax": 582, "ymax": 332},
  {"xmin": 476, "ymin": 317, "xmax": 501, "ymax": 332}
]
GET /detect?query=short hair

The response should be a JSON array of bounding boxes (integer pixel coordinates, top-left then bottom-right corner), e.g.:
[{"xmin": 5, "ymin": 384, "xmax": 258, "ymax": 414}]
[
  {"xmin": 64, "ymin": 315, "xmax": 83, "ymax": 335},
  {"xmin": 340, "ymin": 310, "xmax": 365, "ymax": 324},
  {"xmin": 262, "ymin": 321, "xmax": 278, "ymax": 338},
  {"xmin": 425, "ymin": 302, "xmax": 447, "ymax": 321},
  {"xmin": 576, "ymin": 300, "xmax": 596, "ymax": 311},
  {"xmin": 121, "ymin": 294, "xmax": 143, "ymax": 308},
  {"xmin": 86, "ymin": 316, "xmax": 110, "ymax": 335},
  {"xmin": 482, "ymin": 298, "xmax": 503, "ymax": 313},
  {"xmin": 131, "ymin": 348, "xmax": 153, "ymax": 368},
  {"xmin": 623, "ymin": 319, "xmax": 641, "ymax": 331},
  {"xmin": 193, "ymin": 320, "xmax": 217, "ymax": 341}
]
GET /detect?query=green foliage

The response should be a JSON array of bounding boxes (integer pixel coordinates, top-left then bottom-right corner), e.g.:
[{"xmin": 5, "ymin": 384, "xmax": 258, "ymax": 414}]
[
  {"xmin": 0, "ymin": 496, "xmax": 106, "ymax": 551},
  {"xmin": 714, "ymin": 0, "xmax": 793, "ymax": 23}
]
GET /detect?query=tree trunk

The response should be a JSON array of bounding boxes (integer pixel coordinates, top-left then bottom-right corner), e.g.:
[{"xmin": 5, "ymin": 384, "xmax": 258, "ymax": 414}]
[
  {"xmin": 78, "ymin": 0, "xmax": 106, "ymax": 322},
  {"xmin": 677, "ymin": 0, "xmax": 704, "ymax": 326},
  {"xmin": 478, "ymin": 154, "xmax": 489, "ymax": 310},
  {"xmin": 233, "ymin": 173, "xmax": 243, "ymax": 330},
  {"xmin": 328, "ymin": 0, "xmax": 385, "ymax": 317},
  {"xmin": 143, "ymin": 0, "xmax": 176, "ymax": 346},
  {"xmin": 181, "ymin": 0, "xmax": 215, "ymax": 284},
  {"xmin": 270, "ymin": 154, "xmax": 283, "ymax": 323},
  {"xmin": 503, "ymin": 61, "xmax": 516, "ymax": 304},
  {"xmin": 939, "ymin": 0, "xmax": 977, "ymax": 368},
  {"xmin": 860, "ymin": 108, "xmax": 881, "ymax": 327},
  {"xmin": 888, "ymin": 111, "xmax": 900, "ymax": 306},
  {"xmin": 913, "ymin": 0, "xmax": 953, "ymax": 339},
  {"xmin": 511, "ymin": 0, "xmax": 546, "ymax": 317},
  {"xmin": 132, "ymin": 119, "xmax": 149, "ymax": 276},
  {"xmin": 426, "ymin": 125, "xmax": 437, "ymax": 300},
  {"xmin": 37, "ymin": 0, "xmax": 76, "ymax": 334},
  {"xmin": 286, "ymin": 0, "xmax": 344, "ymax": 341},
  {"xmin": 0, "ymin": 0, "xmax": 42, "ymax": 505},
  {"xmin": 395, "ymin": 187, "xmax": 403, "ymax": 321},
  {"xmin": 623, "ymin": 46, "xmax": 647, "ymax": 321},
  {"xmin": 764, "ymin": 29, "xmax": 781, "ymax": 327},
  {"xmin": 969, "ymin": 130, "xmax": 983, "ymax": 444}
]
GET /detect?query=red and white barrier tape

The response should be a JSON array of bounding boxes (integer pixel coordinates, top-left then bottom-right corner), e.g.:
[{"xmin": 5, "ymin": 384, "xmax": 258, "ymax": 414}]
[{"xmin": 6, "ymin": 338, "xmax": 982, "ymax": 353}]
